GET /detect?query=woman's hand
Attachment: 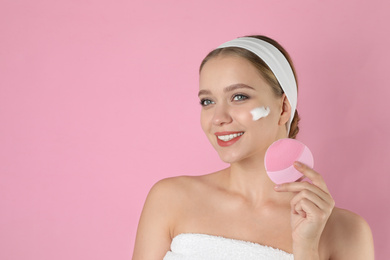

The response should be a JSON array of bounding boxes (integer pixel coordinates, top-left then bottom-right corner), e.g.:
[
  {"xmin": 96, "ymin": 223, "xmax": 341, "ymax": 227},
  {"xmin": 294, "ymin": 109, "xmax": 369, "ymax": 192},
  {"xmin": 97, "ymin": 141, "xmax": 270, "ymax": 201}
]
[{"xmin": 274, "ymin": 162, "xmax": 335, "ymax": 259}]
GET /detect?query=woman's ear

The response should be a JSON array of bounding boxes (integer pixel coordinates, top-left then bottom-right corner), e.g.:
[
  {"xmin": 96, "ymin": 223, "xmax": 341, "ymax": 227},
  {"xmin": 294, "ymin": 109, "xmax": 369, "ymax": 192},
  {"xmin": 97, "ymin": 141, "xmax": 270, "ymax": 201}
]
[{"xmin": 278, "ymin": 94, "xmax": 291, "ymax": 126}]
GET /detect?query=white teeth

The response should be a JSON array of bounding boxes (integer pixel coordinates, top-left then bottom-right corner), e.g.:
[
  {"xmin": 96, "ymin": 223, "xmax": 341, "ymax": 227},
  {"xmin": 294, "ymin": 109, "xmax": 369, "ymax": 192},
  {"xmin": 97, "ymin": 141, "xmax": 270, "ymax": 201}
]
[{"xmin": 217, "ymin": 132, "xmax": 244, "ymax": 141}]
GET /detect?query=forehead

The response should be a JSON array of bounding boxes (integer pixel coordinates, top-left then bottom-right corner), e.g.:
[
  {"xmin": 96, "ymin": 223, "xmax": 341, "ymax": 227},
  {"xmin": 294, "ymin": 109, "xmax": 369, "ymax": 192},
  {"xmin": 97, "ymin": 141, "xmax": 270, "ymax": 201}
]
[{"xmin": 199, "ymin": 54, "xmax": 266, "ymax": 91}]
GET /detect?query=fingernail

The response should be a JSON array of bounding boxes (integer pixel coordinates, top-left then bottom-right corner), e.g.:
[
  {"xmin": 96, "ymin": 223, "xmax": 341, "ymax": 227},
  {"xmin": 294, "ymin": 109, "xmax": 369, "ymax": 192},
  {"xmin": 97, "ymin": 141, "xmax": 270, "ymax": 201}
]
[
  {"xmin": 274, "ymin": 185, "xmax": 280, "ymax": 190},
  {"xmin": 294, "ymin": 161, "xmax": 303, "ymax": 167}
]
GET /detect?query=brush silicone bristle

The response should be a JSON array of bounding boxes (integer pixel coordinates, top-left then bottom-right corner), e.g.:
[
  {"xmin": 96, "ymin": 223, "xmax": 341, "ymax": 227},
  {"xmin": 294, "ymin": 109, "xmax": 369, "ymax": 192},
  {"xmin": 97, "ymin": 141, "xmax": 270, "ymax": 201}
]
[{"xmin": 265, "ymin": 138, "xmax": 314, "ymax": 184}]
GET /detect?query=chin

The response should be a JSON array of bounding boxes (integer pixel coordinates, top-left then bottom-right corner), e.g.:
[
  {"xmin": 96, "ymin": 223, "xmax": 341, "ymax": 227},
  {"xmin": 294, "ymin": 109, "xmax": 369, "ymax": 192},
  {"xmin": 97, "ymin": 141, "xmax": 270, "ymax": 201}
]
[
  {"xmin": 217, "ymin": 148, "xmax": 266, "ymax": 165},
  {"xmin": 219, "ymin": 156, "xmax": 236, "ymax": 164},
  {"xmin": 217, "ymin": 151, "xmax": 248, "ymax": 164},
  {"xmin": 209, "ymin": 137, "xmax": 267, "ymax": 164}
]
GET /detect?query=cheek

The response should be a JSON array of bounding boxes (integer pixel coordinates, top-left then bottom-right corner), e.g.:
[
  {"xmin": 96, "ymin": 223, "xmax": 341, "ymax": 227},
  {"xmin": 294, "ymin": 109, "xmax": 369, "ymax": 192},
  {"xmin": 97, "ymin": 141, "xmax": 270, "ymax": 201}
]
[
  {"xmin": 232, "ymin": 107, "xmax": 255, "ymax": 125},
  {"xmin": 250, "ymin": 106, "xmax": 270, "ymax": 121},
  {"xmin": 233, "ymin": 106, "xmax": 277, "ymax": 132},
  {"xmin": 200, "ymin": 110, "xmax": 211, "ymax": 132}
]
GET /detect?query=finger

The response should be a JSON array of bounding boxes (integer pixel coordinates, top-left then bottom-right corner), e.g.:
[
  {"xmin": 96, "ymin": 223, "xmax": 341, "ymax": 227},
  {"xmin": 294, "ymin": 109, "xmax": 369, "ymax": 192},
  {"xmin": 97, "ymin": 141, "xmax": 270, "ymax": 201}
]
[
  {"xmin": 297, "ymin": 198, "xmax": 328, "ymax": 222},
  {"xmin": 293, "ymin": 162, "xmax": 330, "ymax": 194},
  {"xmin": 294, "ymin": 201, "xmax": 307, "ymax": 218},
  {"xmin": 277, "ymin": 181, "xmax": 335, "ymax": 218},
  {"xmin": 275, "ymin": 181, "xmax": 330, "ymax": 203},
  {"xmin": 295, "ymin": 175, "xmax": 306, "ymax": 182},
  {"xmin": 290, "ymin": 189, "xmax": 329, "ymax": 212}
]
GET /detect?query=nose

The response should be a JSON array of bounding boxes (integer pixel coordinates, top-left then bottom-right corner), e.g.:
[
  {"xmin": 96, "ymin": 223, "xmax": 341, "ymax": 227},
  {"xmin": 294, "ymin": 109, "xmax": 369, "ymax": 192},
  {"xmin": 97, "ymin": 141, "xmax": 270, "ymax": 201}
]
[{"xmin": 212, "ymin": 104, "xmax": 232, "ymax": 126}]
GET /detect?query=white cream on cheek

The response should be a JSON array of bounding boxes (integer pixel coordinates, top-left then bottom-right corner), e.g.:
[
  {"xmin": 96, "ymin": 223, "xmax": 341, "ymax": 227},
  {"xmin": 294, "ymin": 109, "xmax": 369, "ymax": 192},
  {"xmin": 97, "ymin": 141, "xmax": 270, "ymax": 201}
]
[{"xmin": 250, "ymin": 106, "xmax": 270, "ymax": 121}]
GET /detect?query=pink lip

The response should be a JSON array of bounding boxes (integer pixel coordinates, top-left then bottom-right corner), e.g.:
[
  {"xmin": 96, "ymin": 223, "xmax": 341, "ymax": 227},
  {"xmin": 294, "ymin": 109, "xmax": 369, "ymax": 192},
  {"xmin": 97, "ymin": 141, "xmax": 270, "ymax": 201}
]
[
  {"xmin": 215, "ymin": 131, "xmax": 244, "ymax": 147},
  {"xmin": 215, "ymin": 131, "xmax": 244, "ymax": 136}
]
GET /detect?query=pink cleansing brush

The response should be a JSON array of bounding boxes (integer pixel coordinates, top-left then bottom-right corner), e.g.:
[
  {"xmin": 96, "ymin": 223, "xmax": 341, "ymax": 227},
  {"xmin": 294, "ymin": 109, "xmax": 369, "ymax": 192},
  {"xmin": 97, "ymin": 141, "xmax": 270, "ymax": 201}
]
[{"xmin": 265, "ymin": 138, "xmax": 314, "ymax": 184}]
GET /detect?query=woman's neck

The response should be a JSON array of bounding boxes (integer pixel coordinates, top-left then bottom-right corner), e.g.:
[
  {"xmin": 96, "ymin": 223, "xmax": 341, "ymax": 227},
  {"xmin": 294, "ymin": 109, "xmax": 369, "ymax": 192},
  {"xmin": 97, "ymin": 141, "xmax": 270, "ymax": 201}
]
[{"xmin": 225, "ymin": 155, "xmax": 287, "ymax": 205}]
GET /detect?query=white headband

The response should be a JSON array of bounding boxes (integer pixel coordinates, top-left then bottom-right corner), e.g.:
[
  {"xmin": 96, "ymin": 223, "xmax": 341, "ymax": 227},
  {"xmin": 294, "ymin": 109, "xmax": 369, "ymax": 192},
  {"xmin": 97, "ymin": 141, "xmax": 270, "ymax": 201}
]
[{"xmin": 216, "ymin": 37, "xmax": 297, "ymax": 134}]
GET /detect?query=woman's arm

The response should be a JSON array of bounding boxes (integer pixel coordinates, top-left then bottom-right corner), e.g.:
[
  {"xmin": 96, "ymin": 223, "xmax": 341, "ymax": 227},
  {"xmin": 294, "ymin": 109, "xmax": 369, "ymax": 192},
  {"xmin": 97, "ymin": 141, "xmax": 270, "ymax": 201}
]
[{"xmin": 132, "ymin": 179, "xmax": 175, "ymax": 260}]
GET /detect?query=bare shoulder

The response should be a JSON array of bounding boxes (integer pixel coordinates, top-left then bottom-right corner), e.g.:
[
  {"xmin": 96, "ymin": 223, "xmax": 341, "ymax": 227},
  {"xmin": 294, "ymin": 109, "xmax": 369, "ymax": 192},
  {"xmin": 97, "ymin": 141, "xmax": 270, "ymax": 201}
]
[
  {"xmin": 147, "ymin": 176, "xmax": 191, "ymax": 199},
  {"xmin": 150, "ymin": 169, "xmax": 226, "ymax": 197},
  {"xmin": 133, "ymin": 174, "xmax": 215, "ymax": 259},
  {"xmin": 323, "ymin": 207, "xmax": 374, "ymax": 260},
  {"xmin": 140, "ymin": 171, "xmax": 224, "ymax": 226},
  {"xmin": 142, "ymin": 176, "xmax": 200, "ymax": 218},
  {"xmin": 149, "ymin": 173, "xmax": 218, "ymax": 199}
]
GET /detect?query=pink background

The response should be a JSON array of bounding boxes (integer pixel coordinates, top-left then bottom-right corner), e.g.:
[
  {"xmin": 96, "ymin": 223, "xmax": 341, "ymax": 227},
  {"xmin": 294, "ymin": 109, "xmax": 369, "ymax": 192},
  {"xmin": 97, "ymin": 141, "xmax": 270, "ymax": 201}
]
[{"xmin": 1, "ymin": 0, "xmax": 389, "ymax": 259}]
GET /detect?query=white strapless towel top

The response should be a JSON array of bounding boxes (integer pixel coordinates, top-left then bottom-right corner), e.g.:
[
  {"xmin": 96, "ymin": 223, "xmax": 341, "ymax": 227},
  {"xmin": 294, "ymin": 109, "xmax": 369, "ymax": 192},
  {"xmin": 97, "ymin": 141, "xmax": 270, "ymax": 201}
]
[{"xmin": 163, "ymin": 233, "xmax": 294, "ymax": 260}]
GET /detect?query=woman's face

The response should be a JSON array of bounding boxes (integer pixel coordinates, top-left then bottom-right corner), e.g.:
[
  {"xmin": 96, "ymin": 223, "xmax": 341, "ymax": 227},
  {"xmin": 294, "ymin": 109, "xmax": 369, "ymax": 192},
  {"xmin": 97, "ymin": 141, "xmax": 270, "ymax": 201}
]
[{"xmin": 199, "ymin": 54, "xmax": 288, "ymax": 163}]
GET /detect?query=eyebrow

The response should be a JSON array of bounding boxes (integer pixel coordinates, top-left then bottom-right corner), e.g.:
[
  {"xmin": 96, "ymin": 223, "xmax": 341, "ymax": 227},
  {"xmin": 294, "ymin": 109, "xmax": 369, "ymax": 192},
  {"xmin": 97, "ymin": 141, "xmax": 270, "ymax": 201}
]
[{"xmin": 198, "ymin": 83, "xmax": 256, "ymax": 97}]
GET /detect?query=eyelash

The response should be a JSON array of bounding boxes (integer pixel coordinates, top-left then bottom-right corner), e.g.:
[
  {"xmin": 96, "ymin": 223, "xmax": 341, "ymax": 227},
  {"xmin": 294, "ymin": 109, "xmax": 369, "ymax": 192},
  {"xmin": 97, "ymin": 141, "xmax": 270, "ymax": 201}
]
[
  {"xmin": 232, "ymin": 94, "xmax": 249, "ymax": 101},
  {"xmin": 199, "ymin": 94, "xmax": 249, "ymax": 107},
  {"xmin": 200, "ymin": 99, "xmax": 214, "ymax": 106}
]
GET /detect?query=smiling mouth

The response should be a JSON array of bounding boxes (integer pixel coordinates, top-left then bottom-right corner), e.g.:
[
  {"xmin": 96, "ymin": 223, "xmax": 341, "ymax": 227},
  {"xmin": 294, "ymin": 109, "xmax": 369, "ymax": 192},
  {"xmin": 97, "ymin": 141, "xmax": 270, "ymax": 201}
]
[{"xmin": 216, "ymin": 132, "xmax": 244, "ymax": 142}]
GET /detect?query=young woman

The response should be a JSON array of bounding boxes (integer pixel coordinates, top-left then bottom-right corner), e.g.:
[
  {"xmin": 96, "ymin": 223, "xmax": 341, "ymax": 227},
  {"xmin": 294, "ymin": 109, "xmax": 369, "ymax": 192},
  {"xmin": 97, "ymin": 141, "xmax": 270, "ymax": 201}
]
[{"xmin": 133, "ymin": 35, "xmax": 374, "ymax": 259}]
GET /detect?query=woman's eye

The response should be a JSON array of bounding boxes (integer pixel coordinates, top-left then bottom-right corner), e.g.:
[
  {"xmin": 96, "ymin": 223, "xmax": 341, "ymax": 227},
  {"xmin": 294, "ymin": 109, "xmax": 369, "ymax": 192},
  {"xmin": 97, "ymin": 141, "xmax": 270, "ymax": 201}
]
[
  {"xmin": 233, "ymin": 94, "xmax": 249, "ymax": 101},
  {"xmin": 200, "ymin": 99, "xmax": 214, "ymax": 106}
]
